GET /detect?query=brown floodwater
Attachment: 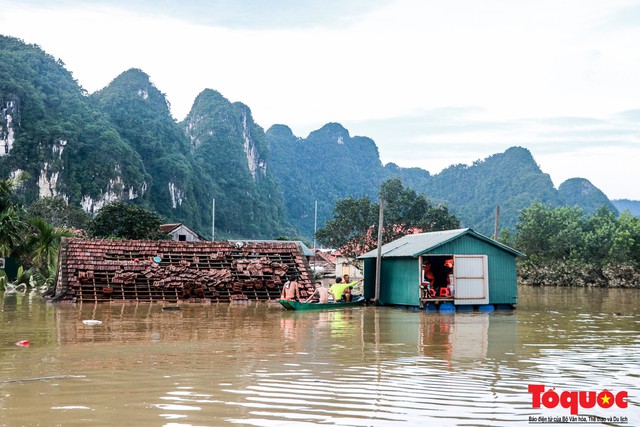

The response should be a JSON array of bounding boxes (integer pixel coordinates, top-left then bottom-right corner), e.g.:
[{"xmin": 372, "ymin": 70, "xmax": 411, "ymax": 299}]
[{"xmin": 0, "ymin": 287, "xmax": 638, "ymax": 426}]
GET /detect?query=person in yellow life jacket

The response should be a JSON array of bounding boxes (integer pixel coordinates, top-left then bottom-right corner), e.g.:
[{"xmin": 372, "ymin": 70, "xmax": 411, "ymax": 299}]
[{"xmin": 330, "ymin": 277, "xmax": 362, "ymax": 301}]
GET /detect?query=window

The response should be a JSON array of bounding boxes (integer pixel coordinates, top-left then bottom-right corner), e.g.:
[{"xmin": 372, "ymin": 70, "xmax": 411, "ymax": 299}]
[{"xmin": 178, "ymin": 235, "xmax": 187, "ymax": 241}]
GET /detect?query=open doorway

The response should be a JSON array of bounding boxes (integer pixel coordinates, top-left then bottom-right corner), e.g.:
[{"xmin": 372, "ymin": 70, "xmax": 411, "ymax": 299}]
[{"xmin": 420, "ymin": 255, "xmax": 454, "ymax": 302}]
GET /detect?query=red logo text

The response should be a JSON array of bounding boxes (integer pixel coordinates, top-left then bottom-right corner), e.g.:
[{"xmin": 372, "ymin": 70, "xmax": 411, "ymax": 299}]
[{"xmin": 528, "ymin": 384, "xmax": 628, "ymax": 415}]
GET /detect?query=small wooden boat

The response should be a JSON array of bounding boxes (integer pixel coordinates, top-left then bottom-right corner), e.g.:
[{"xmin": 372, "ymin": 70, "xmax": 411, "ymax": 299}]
[{"xmin": 278, "ymin": 295, "xmax": 365, "ymax": 311}]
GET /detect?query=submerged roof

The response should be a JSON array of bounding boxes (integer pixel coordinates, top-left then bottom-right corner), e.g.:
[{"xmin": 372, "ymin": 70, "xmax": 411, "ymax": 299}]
[
  {"xmin": 51, "ymin": 238, "xmax": 314, "ymax": 303},
  {"xmin": 228, "ymin": 240, "xmax": 314, "ymax": 257},
  {"xmin": 358, "ymin": 228, "xmax": 525, "ymax": 259}
]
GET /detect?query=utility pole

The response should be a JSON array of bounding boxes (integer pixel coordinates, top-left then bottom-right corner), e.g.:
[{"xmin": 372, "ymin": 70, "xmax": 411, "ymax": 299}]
[
  {"xmin": 493, "ymin": 205, "xmax": 500, "ymax": 240},
  {"xmin": 211, "ymin": 198, "xmax": 215, "ymax": 241},
  {"xmin": 313, "ymin": 200, "xmax": 317, "ymax": 278},
  {"xmin": 374, "ymin": 198, "xmax": 384, "ymax": 303}
]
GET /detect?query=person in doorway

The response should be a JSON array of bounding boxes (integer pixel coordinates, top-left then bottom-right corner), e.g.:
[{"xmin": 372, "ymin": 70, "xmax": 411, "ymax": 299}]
[
  {"xmin": 423, "ymin": 261, "xmax": 436, "ymax": 297},
  {"xmin": 444, "ymin": 258, "xmax": 454, "ymax": 297},
  {"xmin": 280, "ymin": 275, "xmax": 301, "ymax": 301},
  {"xmin": 305, "ymin": 281, "xmax": 335, "ymax": 303}
]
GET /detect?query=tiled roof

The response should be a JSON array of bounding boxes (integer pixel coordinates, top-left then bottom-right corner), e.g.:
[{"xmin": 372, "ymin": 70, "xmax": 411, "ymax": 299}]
[
  {"xmin": 230, "ymin": 240, "xmax": 314, "ymax": 257},
  {"xmin": 159, "ymin": 223, "xmax": 181, "ymax": 233},
  {"xmin": 51, "ymin": 238, "xmax": 313, "ymax": 303}
]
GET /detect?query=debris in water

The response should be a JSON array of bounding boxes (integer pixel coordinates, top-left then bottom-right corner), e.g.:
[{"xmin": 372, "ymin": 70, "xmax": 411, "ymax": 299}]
[{"xmin": 0, "ymin": 375, "xmax": 86, "ymax": 384}]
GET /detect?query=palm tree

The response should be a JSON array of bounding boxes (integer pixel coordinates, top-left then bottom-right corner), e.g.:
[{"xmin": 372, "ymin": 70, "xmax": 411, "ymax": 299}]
[
  {"xmin": 27, "ymin": 218, "xmax": 75, "ymax": 270},
  {"xmin": 0, "ymin": 206, "xmax": 26, "ymax": 258},
  {"xmin": 0, "ymin": 174, "xmax": 28, "ymax": 258}
]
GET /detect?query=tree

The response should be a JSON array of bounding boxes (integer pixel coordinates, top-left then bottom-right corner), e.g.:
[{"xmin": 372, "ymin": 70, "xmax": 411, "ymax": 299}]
[
  {"xmin": 316, "ymin": 179, "xmax": 460, "ymax": 262},
  {"xmin": 26, "ymin": 218, "xmax": 75, "ymax": 270},
  {"xmin": 378, "ymin": 178, "xmax": 459, "ymax": 243},
  {"xmin": 0, "ymin": 175, "xmax": 28, "ymax": 258},
  {"xmin": 315, "ymin": 196, "xmax": 378, "ymax": 260},
  {"xmin": 514, "ymin": 201, "xmax": 585, "ymax": 263},
  {"xmin": 26, "ymin": 196, "xmax": 91, "ymax": 230},
  {"xmin": 88, "ymin": 201, "xmax": 167, "ymax": 240},
  {"xmin": 513, "ymin": 201, "xmax": 640, "ymax": 287},
  {"xmin": 612, "ymin": 212, "xmax": 640, "ymax": 266}
]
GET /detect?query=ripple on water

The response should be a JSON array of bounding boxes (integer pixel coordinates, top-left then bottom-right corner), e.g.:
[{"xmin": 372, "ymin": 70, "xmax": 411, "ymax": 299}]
[{"xmin": 222, "ymin": 357, "xmax": 544, "ymax": 426}]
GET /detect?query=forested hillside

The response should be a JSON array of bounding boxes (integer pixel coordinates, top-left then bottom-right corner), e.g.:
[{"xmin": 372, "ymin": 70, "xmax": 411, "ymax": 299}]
[
  {"xmin": 557, "ymin": 178, "xmax": 617, "ymax": 215},
  {"xmin": 266, "ymin": 123, "xmax": 385, "ymax": 235},
  {"xmin": 612, "ymin": 199, "xmax": 640, "ymax": 217},
  {"xmin": 0, "ymin": 36, "xmax": 291, "ymax": 239},
  {"xmin": 182, "ymin": 90, "xmax": 290, "ymax": 238},
  {"xmin": 92, "ymin": 69, "xmax": 213, "ymax": 233},
  {"xmin": 1, "ymin": 35, "xmax": 625, "ymax": 242},
  {"xmin": 267, "ymin": 130, "xmax": 618, "ymax": 237},
  {"xmin": 422, "ymin": 147, "xmax": 616, "ymax": 234},
  {"xmin": 0, "ymin": 36, "xmax": 148, "ymax": 209}
]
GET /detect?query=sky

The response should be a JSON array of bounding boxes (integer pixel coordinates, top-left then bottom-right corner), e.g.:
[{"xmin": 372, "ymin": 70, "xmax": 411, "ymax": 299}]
[{"xmin": 1, "ymin": 0, "xmax": 640, "ymax": 200}]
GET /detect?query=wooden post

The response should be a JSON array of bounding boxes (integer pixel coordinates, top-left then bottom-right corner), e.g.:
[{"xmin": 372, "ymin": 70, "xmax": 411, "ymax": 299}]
[{"xmin": 374, "ymin": 198, "xmax": 384, "ymax": 303}]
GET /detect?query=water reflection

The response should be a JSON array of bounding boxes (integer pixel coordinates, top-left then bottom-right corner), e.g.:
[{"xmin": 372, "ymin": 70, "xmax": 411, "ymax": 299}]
[{"xmin": 0, "ymin": 287, "xmax": 638, "ymax": 426}]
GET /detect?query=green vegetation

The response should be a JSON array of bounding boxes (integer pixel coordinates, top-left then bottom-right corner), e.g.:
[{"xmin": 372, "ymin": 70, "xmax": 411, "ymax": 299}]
[
  {"xmin": 182, "ymin": 90, "xmax": 291, "ymax": 239},
  {"xmin": 267, "ymin": 129, "xmax": 619, "ymax": 240},
  {"xmin": 0, "ymin": 36, "xmax": 148, "ymax": 207},
  {"xmin": 505, "ymin": 201, "xmax": 640, "ymax": 287},
  {"xmin": 423, "ymin": 147, "xmax": 561, "ymax": 234},
  {"xmin": 0, "ymin": 174, "xmax": 28, "ymax": 259},
  {"xmin": 88, "ymin": 201, "xmax": 168, "ymax": 240},
  {"xmin": 0, "ymin": 176, "xmax": 172, "ymax": 291},
  {"xmin": 267, "ymin": 123, "xmax": 385, "ymax": 238},
  {"xmin": 316, "ymin": 179, "xmax": 460, "ymax": 262},
  {"xmin": 611, "ymin": 199, "xmax": 640, "ymax": 217},
  {"xmin": 0, "ymin": 176, "xmax": 74, "ymax": 291},
  {"xmin": 1, "ymin": 35, "xmax": 630, "ymax": 251},
  {"xmin": 26, "ymin": 196, "xmax": 91, "ymax": 229},
  {"xmin": 91, "ymin": 69, "xmax": 214, "ymax": 234},
  {"xmin": 1, "ymin": 36, "xmax": 294, "ymax": 240}
]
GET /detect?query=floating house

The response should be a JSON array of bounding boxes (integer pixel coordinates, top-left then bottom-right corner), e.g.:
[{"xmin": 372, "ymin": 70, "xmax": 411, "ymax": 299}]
[
  {"xmin": 358, "ymin": 228, "xmax": 525, "ymax": 310},
  {"xmin": 49, "ymin": 238, "xmax": 314, "ymax": 303}
]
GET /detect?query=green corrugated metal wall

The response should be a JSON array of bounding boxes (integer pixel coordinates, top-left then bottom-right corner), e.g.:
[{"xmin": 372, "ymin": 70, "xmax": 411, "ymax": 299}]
[
  {"xmin": 363, "ymin": 258, "xmax": 376, "ymax": 299},
  {"xmin": 379, "ymin": 257, "xmax": 420, "ymax": 306},
  {"xmin": 423, "ymin": 234, "xmax": 517, "ymax": 305}
]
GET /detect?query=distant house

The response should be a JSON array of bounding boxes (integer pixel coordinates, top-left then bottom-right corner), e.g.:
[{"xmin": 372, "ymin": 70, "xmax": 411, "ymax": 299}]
[
  {"xmin": 160, "ymin": 223, "xmax": 205, "ymax": 242},
  {"xmin": 334, "ymin": 250, "xmax": 363, "ymax": 279},
  {"xmin": 309, "ymin": 250, "xmax": 337, "ymax": 278}
]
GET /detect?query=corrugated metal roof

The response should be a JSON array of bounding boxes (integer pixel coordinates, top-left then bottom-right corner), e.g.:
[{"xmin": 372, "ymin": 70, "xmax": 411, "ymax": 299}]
[{"xmin": 358, "ymin": 228, "xmax": 524, "ymax": 258}]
